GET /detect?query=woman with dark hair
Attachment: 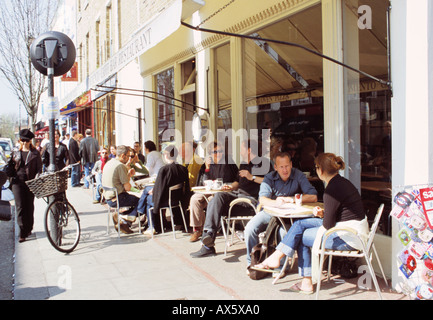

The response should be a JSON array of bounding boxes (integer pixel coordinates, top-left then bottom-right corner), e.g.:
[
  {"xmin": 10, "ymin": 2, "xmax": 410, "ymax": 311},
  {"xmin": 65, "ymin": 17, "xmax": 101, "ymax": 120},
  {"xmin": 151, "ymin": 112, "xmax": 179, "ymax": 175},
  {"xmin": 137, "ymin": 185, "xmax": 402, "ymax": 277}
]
[
  {"xmin": 254, "ymin": 153, "xmax": 368, "ymax": 294},
  {"xmin": 9, "ymin": 129, "xmax": 42, "ymax": 242},
  {"xmin": 143, "ymin": 140, "xmax": 164, "ymax": 176},
  {"xmin": 41, "ymin": 129, "xmax": 69, "ymax": 171}
]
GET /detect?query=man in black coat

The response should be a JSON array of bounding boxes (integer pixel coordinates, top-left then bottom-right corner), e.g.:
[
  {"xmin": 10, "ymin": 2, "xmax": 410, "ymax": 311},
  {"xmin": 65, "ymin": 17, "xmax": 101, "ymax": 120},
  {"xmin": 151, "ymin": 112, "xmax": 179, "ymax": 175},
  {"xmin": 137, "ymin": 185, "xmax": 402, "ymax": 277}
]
[
  {"xmin": 69, "ymin": 130, "xmax": 81, "ymax": 187},
  {"xmin": 137, "ymin": 146, "xmax": 191, "ymax": 234},
  {"xmin": 79, "ymin": 129, "xmax": 99, "ymax": 189}
]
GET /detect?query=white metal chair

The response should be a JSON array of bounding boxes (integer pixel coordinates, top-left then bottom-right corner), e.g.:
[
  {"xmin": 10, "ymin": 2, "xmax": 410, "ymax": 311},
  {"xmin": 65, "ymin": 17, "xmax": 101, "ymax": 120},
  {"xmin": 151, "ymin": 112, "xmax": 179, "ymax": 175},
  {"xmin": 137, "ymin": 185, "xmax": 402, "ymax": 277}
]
[
  {"xmin": 101, "ymin": 185, "xmax": 142, "ymax": 238},
  {"xmin": 220, "ymin": 197, "xmax": 258, "ymax": 256},
  {"xmin": 315, "ymin": 204, "xmax": 388, "ymax": 300},
  {"xmin": 148, "ymin": 183, "xmax": 188, "ymax": 239}
]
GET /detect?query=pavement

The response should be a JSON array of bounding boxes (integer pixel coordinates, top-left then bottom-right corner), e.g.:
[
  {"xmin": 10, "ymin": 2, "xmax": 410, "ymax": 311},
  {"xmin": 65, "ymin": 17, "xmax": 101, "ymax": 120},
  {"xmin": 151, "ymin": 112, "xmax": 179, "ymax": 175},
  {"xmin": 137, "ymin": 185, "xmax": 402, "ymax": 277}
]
[{"xmin": 9, "ymin": 184, "xmax": 409, "ymax": 303}]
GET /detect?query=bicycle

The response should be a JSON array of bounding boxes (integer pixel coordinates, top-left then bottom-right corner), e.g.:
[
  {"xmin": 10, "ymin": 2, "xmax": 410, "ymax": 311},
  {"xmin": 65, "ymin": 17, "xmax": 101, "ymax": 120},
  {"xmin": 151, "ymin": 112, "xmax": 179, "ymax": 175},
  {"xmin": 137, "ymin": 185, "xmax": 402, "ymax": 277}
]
[{"xmin": 26, "ymin": 165, "xmax": 81, "ymax": 253}]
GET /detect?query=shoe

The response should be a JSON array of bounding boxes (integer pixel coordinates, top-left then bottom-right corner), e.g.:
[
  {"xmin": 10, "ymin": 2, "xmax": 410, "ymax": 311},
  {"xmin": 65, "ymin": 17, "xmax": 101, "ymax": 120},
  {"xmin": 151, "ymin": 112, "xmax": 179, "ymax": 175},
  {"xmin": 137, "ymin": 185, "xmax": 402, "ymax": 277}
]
[
  {"xmin": 119, "ymin": 223, "xmax": 133, "ymax": 234},
  {"xmin": 93, "ymin": 200, "xmax": 100, "ymax": 204},
  {"xmin": 201, "ymin": 232, "xmax": 215, "ymax": 247},
  {"xmin": 190, "ymin": 245, "xmax": 216, "ymax": 258},
  {"xmin": 144, "ymin": 228, "xmax": 156, "ymax": 236},
  {"xmin": 288, "ymin": 282, "xmax": 314, "ymax": 295},
  {"xmin": 18, "ymin": 237, "xmax": 26, "ymax": 243},
  {"xmin": 189, "ymin": 230, "xmax": 201, "ymax": 242}
]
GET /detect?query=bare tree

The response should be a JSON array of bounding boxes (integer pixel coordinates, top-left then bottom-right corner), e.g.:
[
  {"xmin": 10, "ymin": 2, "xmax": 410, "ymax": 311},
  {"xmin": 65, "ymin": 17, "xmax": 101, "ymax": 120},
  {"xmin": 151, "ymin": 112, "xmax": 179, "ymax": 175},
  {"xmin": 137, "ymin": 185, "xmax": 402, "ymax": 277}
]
[{"xmin": 0, "ymin": 0, "xmax": 58, "ymax": 132}]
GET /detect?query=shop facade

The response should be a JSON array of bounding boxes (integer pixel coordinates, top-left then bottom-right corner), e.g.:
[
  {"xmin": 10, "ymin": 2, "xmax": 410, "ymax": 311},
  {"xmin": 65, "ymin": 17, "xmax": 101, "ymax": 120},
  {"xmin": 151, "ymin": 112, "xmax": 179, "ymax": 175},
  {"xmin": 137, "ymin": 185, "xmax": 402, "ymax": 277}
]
[
  {"xmin": 137, "ymin": 0, "xmax": 433, "ymax": 290},
  {"xmin": 52, "ymin": 0, "xmax": 433, "ymax": 293}
]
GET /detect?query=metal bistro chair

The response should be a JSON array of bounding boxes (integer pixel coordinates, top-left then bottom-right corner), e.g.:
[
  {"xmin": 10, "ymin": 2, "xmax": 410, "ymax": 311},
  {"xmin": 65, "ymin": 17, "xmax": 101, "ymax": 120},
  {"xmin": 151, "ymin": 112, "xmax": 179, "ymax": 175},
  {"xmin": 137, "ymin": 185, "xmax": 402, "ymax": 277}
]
[
  {"xmin": 101, "ymin": 186, "xmax": 142, "ymax": 238},
  {"xmin": 220, "ymin": 197, "xmax": 258, "ymax": 256},
  {"xmin": 148, "ymin": 183, "xmax": 188, "ymax": 239},
  {"xmin": 315, "ymin": 204, "xmax": 388, "ymax": 300}
]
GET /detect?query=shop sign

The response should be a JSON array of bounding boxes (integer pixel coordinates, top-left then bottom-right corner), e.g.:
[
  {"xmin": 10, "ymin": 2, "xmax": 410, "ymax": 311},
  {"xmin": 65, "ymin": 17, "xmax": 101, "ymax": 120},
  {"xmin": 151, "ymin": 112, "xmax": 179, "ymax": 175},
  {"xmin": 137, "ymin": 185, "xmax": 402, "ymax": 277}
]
[
  {"xmin": 88, "ymin": 0, "xmax": 182, "ymax": 88},
  {"xmin": 61, "ymin": 62, "xmax": 78, "ymax": 82}
]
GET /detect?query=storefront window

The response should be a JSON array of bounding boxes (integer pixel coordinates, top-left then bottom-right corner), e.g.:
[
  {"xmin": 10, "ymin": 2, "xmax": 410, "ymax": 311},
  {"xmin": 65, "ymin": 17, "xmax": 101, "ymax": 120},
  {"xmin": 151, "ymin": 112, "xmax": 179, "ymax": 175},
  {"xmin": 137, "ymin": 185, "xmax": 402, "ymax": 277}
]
[
  {"xmin": 215, "ymin": 43, "xmax": 231, "ymax": 130},
  {"xmin": 343, "ymin": 0, "xmax": 392, "ymax": 234},
  {"xmin": 95, "ymin": 94, "xmax": 116, "ymax": 148},
  {"xmin": 156, "ymin": 68, "xmax": 175, "ymax": 150},
  {"xmin": 245, "ymin": 4, "xmax": 324, "ymax": 175}
]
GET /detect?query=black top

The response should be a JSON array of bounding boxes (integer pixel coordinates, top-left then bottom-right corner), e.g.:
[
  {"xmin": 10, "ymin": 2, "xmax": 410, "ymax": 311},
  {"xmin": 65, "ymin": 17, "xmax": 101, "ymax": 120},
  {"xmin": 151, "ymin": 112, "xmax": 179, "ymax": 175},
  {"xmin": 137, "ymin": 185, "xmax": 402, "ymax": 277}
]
[
  {"xmin": 69, "ymin": 138, "xmax": 80, "ymax": 164},
  {"xmin": 238, "ymin": 157, "xmax": 273, "ymax": 199},
  {"xmin": 197, "ymin": 162, "xmax": 239, "ymax": 186},
  {"xmin": 152, "ymin": 162, "xmax": 191, "ymax": 214},
  {"xmin": 323, "ymin": 174, "xmax": 366, "ymax": 230},
  {"xmin": 41, "ymin": 142, "xmax": 69, "ymax": 171}
]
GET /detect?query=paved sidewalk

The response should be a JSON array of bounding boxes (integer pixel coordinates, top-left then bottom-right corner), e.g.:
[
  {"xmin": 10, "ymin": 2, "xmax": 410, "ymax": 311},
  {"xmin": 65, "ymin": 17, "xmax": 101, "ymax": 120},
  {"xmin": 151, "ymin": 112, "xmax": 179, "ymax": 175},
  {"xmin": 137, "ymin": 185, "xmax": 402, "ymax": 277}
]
[{"xmin": 13, "ymin": 186, "xmax": 408, "ymax": 301}]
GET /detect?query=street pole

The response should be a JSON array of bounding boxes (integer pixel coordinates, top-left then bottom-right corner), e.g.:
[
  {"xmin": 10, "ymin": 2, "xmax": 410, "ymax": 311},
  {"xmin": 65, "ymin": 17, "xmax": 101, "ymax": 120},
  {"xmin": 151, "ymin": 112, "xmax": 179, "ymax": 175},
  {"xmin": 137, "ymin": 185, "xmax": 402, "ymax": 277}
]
[{"xmin": 45, "ymin": 39, "xmax": 58, "ymax": 173}]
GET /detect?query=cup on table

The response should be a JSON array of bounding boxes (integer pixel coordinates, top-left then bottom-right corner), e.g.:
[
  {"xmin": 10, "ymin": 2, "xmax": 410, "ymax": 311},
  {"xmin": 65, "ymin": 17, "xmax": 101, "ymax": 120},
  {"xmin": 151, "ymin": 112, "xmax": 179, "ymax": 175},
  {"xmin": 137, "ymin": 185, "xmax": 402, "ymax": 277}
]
[
  {"xmin": 204, "ymin": 180, "xmax": 213, "ymax": 191},
  {"xmin": 213, "ymin": 178, "xmax": 223, "ymax": 190},
  {"xmin": 295, "ymin": 193, "xmax": 302, "ymax": 207}
]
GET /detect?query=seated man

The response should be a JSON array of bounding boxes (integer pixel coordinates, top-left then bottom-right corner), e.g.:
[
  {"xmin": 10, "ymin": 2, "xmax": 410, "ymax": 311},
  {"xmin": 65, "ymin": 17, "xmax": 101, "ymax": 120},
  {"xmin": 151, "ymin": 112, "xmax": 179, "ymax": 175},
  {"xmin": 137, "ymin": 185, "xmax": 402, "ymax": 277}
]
[
  {"xmin": 191, "ymin": 139, "xmax": 273, "ymax": 257},
  {"xmin": 188, "ymin": 141, "xmax": 239, "ymax": 242},
  {"xmin": 137, "ymin": 145, "xmax": 191, "ymax": 234},
  {"xmin": 244, "ymin": 152, "xmax": 318, "ymax": 268},
  {"xmin": 101, "ymin": 145, "xmax": 139, "ymax": 234}
]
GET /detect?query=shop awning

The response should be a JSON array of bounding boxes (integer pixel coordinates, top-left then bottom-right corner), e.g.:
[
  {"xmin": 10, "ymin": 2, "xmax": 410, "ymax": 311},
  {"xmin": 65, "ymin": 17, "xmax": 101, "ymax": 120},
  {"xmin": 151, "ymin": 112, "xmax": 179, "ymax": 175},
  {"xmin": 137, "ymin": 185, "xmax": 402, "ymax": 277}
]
[
  {"xmin": 35, "ymin": 127, "xmax": 49, "ymax": 140},
  {"xmin": 60, "ymin": 91, "xmax": 92, "ymax": 115}
]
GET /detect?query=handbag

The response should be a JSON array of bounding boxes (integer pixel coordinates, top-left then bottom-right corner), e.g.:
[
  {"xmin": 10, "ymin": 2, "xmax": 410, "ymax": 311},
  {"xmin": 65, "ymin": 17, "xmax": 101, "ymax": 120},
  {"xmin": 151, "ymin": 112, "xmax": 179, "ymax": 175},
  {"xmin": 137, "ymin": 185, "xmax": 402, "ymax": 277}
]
[
  {"xmin": 3, "ymin": 157, "xmax": 16, "ymax": 178},
  {"xmin": 0, "ymin": 200, "xmax": 11, "ymax": 221}
]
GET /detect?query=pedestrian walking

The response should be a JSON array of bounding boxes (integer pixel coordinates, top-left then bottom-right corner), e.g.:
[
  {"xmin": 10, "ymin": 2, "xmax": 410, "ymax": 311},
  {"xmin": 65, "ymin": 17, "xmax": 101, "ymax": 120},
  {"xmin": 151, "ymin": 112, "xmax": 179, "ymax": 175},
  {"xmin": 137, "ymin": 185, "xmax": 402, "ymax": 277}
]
[
  {"xmin": 79, "ymin": 129, "xmax": 100, "ymax": 189},
  {"xmin": 9, "ymin": 129, "xmax": 42, "ymax": 243}
]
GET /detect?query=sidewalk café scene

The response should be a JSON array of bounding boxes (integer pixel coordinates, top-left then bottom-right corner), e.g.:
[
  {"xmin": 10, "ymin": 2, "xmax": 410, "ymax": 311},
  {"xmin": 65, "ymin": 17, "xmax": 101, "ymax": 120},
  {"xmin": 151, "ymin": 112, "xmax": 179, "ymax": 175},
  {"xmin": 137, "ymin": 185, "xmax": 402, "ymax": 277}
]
[{"xmin": 1, "ymin": 0, "xmax": 433, "ymax": 302}]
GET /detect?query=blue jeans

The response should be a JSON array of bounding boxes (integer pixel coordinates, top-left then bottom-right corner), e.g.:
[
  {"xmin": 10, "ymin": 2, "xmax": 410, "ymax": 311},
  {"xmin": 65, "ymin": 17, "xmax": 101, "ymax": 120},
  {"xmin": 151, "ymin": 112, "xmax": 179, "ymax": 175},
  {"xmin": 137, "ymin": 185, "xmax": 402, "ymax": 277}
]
[
  {"xmin": 83, "ymin": 162, "xmax": 94, "ymax": 188},
  {"xmin": 107, "ymin": 192, "xmax": 139, "ymax": 219},
  {"xmin": 95, "ymin": 173, "xmax": 102, "ymax": 201},
  {"xmin": 244, "ymin": 210, "xmax": 286, "ymax": 266},
  {"xmin": 137, "ymin": 186, "xmax": 162, "ymax": 231},
  {"xmin": 71, "ymin": 164, "xmax": 81, "ymax": 187},
  {"xmin": 277, "ymin": 218, "xmax": 355, "ymax": 277}
]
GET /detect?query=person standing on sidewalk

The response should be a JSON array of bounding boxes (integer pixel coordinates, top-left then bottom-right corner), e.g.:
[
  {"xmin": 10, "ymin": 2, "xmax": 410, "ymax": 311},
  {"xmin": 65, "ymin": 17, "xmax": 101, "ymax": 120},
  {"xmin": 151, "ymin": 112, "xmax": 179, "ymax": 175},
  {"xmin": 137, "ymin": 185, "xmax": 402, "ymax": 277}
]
[
  {"xmin": 9, "ymin": 129, "xmax": 42, "ymax": 243},
  {"xmin": 69, "ymin": 130, "xmax": 82, "ymax": 187},
  {"xmin": 79, "ymin": 129, "xmax": 100, "ymax": 189}
]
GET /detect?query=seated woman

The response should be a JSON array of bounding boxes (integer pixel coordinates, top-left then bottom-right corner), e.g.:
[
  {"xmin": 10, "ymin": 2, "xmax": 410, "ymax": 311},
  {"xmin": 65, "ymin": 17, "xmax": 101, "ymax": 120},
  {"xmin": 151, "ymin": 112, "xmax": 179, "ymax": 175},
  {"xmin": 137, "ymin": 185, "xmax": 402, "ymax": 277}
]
[{"xmin": 254, "ymin": 153, "xmax": 369, "ymax": 294}]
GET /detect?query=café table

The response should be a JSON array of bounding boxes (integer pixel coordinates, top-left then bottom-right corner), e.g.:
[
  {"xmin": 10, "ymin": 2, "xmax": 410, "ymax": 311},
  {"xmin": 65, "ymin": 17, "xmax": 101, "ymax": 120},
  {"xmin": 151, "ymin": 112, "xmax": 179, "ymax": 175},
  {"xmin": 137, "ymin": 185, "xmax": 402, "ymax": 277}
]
[
  {"xmin": 258, "ymin": 202, "xmax": 324, "ymax": 284},
  {"xmin": 191, "ymin": 186, "xmax": 232, "ymax": 203}
]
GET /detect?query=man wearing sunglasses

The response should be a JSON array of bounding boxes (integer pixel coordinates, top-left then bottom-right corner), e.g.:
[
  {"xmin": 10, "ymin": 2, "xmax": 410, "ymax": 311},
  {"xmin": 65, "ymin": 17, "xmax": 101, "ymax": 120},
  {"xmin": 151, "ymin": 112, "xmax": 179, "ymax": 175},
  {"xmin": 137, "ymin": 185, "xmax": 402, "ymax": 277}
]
[{"xmin": 188, "ymin": 142, "xmax": 239, "ymax": 242}]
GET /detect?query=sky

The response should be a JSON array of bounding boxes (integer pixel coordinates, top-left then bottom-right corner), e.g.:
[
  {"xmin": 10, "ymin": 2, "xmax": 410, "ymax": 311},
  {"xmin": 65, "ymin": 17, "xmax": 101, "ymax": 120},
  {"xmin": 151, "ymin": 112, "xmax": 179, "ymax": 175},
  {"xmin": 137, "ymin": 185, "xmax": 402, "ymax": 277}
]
[{"xmin": 0, "ymin": 77, "xmax": 22, "ymax": 118}]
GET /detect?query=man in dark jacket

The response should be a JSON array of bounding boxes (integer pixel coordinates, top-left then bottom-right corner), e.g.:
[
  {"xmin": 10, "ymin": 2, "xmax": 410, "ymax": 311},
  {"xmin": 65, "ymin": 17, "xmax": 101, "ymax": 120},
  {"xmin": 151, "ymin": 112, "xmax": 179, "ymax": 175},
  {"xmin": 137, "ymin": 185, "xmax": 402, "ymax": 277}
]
[
  {"xmin": 79, "ymin": 129, "xmax": 99, "ymax": 189},
  {"xmin": 191, "ymin": 139, "xmax": 273, "ymax": 257},
  {"xmin": 69, "ymin": 130, "xmax": 81, "ymax": 187},
  {"xmin": 188, "ymin": 142, "xmax": 239, "ymax": 242},
  {"xmin": 137, "ymin": 146, "xmax": 191, "ymax": 234}
]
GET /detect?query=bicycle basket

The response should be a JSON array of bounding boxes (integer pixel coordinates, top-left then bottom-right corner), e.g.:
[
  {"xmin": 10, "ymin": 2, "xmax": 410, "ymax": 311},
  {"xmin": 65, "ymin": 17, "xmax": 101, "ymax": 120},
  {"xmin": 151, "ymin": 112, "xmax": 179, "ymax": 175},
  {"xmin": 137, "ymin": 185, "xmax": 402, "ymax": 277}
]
[{"xmin": 25, "ymin": 170, "xmax": 69, "ymax": 198}]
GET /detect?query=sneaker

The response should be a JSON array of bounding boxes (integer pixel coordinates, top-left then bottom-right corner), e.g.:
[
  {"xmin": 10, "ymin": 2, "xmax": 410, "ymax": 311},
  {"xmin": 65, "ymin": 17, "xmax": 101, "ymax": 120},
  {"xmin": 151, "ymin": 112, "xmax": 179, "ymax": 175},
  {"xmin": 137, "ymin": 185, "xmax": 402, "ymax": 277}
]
[
  {"xmin": 93, "ymin": 200, "xmax": 100, "ymax": 204},
  {"xmin": 190, "ymin": 245, "xmax": 216, "ymax": 258},
  {"xmin": 144, "ymin": 228, "xmax": 156, "ymax": 236},
  {"xmin": 189, "ymin": 230, "xmax": 201, "ymax": 242}
]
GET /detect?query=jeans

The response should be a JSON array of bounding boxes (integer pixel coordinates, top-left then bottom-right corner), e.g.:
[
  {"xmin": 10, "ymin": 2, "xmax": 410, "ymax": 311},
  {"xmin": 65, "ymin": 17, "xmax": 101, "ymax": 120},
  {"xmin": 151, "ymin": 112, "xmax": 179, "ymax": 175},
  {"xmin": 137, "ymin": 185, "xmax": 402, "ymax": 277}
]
[
  {"xmin": 137, "ymin": 186, "xmax": 165, "ymax": 232},
  {"xmin": 95, "ymin": 173, "xmax": 102, "ymax": 201},
  {"xmin": 70, "ymin": 164, "xmax": 81, "ymax": 187},
  {"xmin": 277, "ymin": 218, "xmax": 355, "ymax": 277},
  {"xmin": 107, "ymin": 192, "xmax": 139, "ymax": 219},
  {"xmin": 244, "ymin": 210, "xmax": 286, "ymax": 266},
  {"xmin": 83, "ymin": 162, "xmax": 94, "ymax": 188}
]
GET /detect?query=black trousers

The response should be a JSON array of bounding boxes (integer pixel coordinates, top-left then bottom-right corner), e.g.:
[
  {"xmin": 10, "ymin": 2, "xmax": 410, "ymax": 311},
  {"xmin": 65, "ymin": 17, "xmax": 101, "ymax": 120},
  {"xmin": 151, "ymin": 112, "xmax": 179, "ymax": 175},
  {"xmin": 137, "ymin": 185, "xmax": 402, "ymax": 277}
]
[{"xmin": 11, "ymin": 180, "xmax": 35, "ymax": 238}]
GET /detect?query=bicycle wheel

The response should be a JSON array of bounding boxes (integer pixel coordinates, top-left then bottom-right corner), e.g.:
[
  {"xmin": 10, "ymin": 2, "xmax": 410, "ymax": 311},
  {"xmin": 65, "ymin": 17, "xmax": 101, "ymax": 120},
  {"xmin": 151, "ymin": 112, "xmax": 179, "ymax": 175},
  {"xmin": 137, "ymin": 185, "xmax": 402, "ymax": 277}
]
[{"xmin": 44, "ymin": 199, "xmax": 81, "ymax": 253}]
